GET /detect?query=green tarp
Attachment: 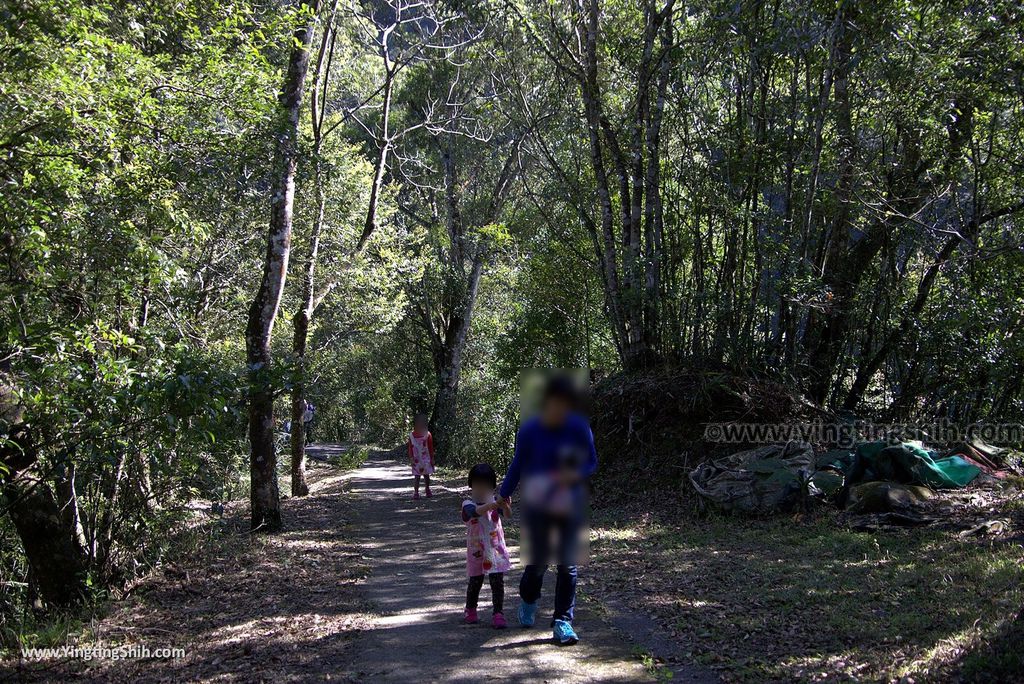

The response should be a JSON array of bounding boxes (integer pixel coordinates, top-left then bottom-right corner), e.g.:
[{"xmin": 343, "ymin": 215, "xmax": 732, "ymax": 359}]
[
  {"xmin": 851, "ymin": 440, "xmax": 981, "ymax": 489},
  {"xmin": 692, "ymin": 438, "xmax": 984, "ymax": 516}
]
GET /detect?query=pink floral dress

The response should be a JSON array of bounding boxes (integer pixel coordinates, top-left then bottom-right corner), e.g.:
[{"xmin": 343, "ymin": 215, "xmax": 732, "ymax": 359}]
[
  {"xmin": 463, "ymin": 498, "xmax": 512, "ymax": 577},
  {"xmin": 408, "ymin": 431, "xmax": 435, "ymax": 476}
]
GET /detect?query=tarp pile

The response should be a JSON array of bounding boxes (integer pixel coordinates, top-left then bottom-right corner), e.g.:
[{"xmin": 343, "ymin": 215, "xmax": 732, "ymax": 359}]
[
  {"xmin": 689, "ymin": 436, "xmax": 1016, "ymax": 517},
  {"xmin": 688, "ymin": 441, "xmax": 819, "ymax": 514}
]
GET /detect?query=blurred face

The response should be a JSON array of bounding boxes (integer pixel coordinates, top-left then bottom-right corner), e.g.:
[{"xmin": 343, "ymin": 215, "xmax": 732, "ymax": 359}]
[
  {"xmin": 470, "ymin": 480, "xmax": 494, "ymax": 502},
  {"xmin": 414, "ymin": 416, "xmax": 428, "ymax": 432},
  {"xmin": 541, "ymin": 395, "xmax": 571, "ymax": 427}
]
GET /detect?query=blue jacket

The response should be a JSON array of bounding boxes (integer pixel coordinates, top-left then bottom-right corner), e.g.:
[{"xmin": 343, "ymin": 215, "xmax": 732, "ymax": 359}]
[{"xmin": 499, "ymin": 413, "xmax": 598, "ymax": 499}]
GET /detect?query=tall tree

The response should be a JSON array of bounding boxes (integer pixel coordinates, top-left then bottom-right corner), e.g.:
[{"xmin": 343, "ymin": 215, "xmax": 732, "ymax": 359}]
[
  {"xmin": 246, "ymin": 0, "xmax": 322, "ymax": 530},
  {"xmin": 290, "ymin": 0, "xmax": 341, "ymax": 497},
  {"xmin": 515, "ymin": 0, "xmax": 676, "ymax": 370},
  {"xmin": 420, "ymin": 133, "xmax": 522, "ymax": 462}
]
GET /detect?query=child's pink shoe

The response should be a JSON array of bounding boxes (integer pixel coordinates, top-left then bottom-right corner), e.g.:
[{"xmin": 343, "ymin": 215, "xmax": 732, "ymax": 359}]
[
  {"xmin": 413, "ymin": 491, "xmax": 420, "ymax": 500},
  {"xmin": 425, "ymin": 487, "xmax": 433, "ymax": 498},
  {"xmin": 492, "ymin": 612, "xmax": 507, "ymax": 629},
  {"xmin": 464, "ymin": 608, "xmax": 478, "ymax": 624}
]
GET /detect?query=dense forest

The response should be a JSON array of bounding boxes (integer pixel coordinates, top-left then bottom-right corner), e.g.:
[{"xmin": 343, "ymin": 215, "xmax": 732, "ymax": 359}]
[{"xmin": 2, "ymin": 0, "xmax": 1023, "ymax": 671}]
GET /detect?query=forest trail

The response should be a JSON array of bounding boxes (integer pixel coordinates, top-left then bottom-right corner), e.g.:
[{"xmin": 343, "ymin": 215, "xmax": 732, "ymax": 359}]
[
  {"xmin": 342, "ymin": 449, "xmax": 654, "ymax": 682},
  {"xmin": 5, "ymin": 446, "xmax": 675, "ymax": 683}
]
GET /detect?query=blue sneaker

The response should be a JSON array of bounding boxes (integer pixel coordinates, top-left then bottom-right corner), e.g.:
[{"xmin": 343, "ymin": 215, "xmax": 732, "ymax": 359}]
[
  {"xmin": 553, "ymin": 619, "xmax": 579, "ymax": 645},
  {"xmin": 518, "ymin": 600, "xmax": 538, "ymax": 628}
]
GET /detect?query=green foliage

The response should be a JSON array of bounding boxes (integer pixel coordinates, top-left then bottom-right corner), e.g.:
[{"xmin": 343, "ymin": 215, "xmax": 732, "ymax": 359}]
[
  {"xmin": 1, "ymin": 0, "xmax": 1023, "ymax": 652},
  {"xmin": 0, "ymin": 0, "xmax": 303, "ymax": 634}
]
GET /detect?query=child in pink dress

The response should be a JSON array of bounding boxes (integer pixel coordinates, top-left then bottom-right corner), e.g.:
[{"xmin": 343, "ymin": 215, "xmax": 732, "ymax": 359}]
[
  {"xmin": 461, "ymin": 463, "xmax": 512, "ymax": 628},
  {"xmin": 407, "ymin": 414, "xmax": 435, "ymax": 499}
]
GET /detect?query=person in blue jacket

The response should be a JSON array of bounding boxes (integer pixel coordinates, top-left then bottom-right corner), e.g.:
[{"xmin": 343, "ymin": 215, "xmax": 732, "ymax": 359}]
[{"xmin": 498, "ymin": 374, "xmax": 597, "ymax": 646}]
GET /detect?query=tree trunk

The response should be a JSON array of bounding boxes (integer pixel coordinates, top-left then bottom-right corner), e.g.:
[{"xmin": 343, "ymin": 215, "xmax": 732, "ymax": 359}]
[
  {"xmin": 581, "ymin": 0, "xmax": 629, "ymax": 367},
  {"xmin": 802, "ymin": 6, "xmax": 854, "ymax": 404},
  {"xmin": 842, "ymin": 235, "xmax": 960, "ymax": 410},
  {"xmin": 430, "ymin": 253, "xmax": 484, "ymax": 463},
  {"xmin": 1, "ymin": 385, "xmax": 88, "ymax": 610},
  {"xmin": 245, "ymin": 0, "xmax": 321, "ymax": 532},
  {"xmin": 417, "ymin": 126, "xmax": 521, "ymax": 461},
  {"xmin": 289, "ymin": 314, "xmax": 313, "ymax": 497},
  {"xmin": 56, "ymin": 460, "xmax": 87, "ymax": 550},
  {"xmin": 804, "ymin": 95, "xmax": 974, "ymax": 405},
  {"xmin": 96, "ymin": 450, "xmax": 126, "ymax": 577},
  {"xmin": 642, "ymin": 4, "xmax": 672, "ymax": 357},
  {"xmin": 842, "ymin": 198, "xmax": 1024, "ymax": 410},
  {"xmin": 4, "ymin": 473, "xmax": 90, "ymax": 609},
  {"xmin": 360, "ymin": 137, "xmax": 390, "ymax": 251},
  {"xmin": 289, "ymin": 167, "xmax": 325, "ymax": 497},
  {"xmin": 576, "ymin": 0, "xmax": 673, "ymax": 370},
  {"xmin": 289, "ymin": 0, "xmax": 341, "ymax": 497}
]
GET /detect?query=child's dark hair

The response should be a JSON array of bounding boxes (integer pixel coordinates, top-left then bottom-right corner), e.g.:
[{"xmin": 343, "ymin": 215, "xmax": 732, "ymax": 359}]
[
  {"xmin": 467, "ymin": 463, "xmax": 497, "ymax": 489},
  {"xmin": 543, "ymin": 374, "xmax": 579, "ymax": 406}
]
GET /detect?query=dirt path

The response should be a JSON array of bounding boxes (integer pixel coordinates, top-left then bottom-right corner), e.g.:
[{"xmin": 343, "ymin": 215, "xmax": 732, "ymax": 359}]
[
  {"xmin": 2, "ymin": 446, "xmax": 672, "ymax": 682},
  {"xmin": 342, "ymin": 451, "xmax": 653, "ymax": 683}
]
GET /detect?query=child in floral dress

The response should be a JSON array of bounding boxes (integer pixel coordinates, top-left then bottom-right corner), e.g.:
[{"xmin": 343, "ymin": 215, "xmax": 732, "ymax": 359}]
[
  {"xmin": 407, "ymin": 413, "xmax": 435, "ymax": 499},
  {"xmin": 461, "ymin": 463, "xmax": 512, "ymax": 628}
]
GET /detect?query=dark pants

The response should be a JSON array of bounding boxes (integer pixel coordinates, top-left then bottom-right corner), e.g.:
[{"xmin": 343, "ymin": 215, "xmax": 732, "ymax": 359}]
[
  {"xmin": 519, "ymin": 509, "xmax": 581, "ymax": 624},
  {"xmin": 519, "ymin": 563, "xmax": 577, "ymax": 624},
  {"xmin": 466, "ymin": 573, "xmax": 504, "ymax": 614}
]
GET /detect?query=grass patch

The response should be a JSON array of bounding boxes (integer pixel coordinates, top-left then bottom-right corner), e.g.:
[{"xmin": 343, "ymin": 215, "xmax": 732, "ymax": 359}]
[
  {"xmin": 2, "ymin": 611, "xmax": 86, "ymax": 655},
  {"xmin": 431, "ymin": 463, "xmax": 466, "ymax": 482},
  {"xmin": 956, "ymin": 608, "xmax": 1023, "ymax": 681},
  {"xmin": 327, "ymin": 444, "xmax": 371, "ymax": 470},
  {"xmin": 633, "ymin": 645, "xmax": 675, "ymax": 681},
  {"xmin": 588, "ymin": 511, "xmax": 1024, "ymax": 682}
]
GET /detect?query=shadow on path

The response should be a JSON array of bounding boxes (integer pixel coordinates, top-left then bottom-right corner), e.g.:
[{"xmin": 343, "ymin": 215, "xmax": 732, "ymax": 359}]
[
  {"xmin": 343, "ymin": 451, "xmax": 653, "ymax": 683},
  {"xmin": 2, "ymin": 445, "xmax": 695, "ymax": 683}
]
